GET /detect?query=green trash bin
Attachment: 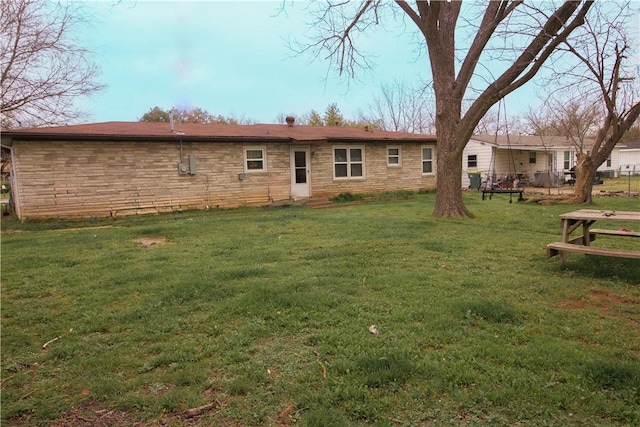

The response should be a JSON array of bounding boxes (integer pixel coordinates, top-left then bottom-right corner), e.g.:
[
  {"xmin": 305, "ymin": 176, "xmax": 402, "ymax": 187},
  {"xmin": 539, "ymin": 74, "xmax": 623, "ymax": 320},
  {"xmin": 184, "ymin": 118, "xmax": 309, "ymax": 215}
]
[{"xmin": 468, "ymin": 173, "xmax": 481, "ymax": 190}]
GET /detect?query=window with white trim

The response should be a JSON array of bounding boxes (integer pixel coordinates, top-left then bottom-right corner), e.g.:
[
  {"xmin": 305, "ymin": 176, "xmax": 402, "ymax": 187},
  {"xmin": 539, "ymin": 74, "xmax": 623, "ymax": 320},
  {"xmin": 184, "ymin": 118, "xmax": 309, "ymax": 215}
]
[
  {"xmin": 422, "ymin": 146, "xmax": 434, "ymax": 174},
  {"xmin": 244, "ymin": 146, "xmax": 266, "ymax": 172},
  {"xmin": 333, "ymin": 146, "xmax": 364, "ymax": 179},
  {"xmin": 606, "ymin": 153, "xmax": 612, "ymax": 167},
  {"xmin": 564, "ymin": 151, "xmax": 571, "ymax": 170},
  {"xmin": 467, "ymin": 154, "xmax": 477, "ymax": 168},
  {"xmin": 387, "ymin": 146, "xmax": 401, "ymax": 167}
]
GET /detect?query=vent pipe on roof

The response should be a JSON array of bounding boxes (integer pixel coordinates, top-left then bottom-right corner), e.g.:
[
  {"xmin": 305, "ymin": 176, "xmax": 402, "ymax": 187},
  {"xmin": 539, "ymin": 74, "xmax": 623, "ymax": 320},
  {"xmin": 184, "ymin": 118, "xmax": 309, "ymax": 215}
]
[{"xmin": 285, "ymin": 116, "xmax": 295, "ymax": 127}]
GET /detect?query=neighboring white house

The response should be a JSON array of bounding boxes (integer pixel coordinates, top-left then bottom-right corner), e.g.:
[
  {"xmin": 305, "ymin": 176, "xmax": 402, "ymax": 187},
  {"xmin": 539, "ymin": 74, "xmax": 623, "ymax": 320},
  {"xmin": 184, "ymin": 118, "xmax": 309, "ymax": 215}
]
[
  {"xmin": 462, "ymin": 135, "xmax": 622, "ymax": 189},
  {"xmin": 618, "ymin": 139, "xmax": 640, "ymax": 176}
]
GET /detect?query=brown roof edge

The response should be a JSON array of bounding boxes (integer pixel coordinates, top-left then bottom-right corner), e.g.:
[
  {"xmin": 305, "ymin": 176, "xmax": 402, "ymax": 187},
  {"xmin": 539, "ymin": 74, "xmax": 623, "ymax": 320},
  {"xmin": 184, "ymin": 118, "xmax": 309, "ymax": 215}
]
[
  {"xmin": 1, "ymin": 121, "xmax": 437, "ymax": 143},
  {"xmin": 1, "ymin": 132, "xmax": 293, "ymax": 143}
]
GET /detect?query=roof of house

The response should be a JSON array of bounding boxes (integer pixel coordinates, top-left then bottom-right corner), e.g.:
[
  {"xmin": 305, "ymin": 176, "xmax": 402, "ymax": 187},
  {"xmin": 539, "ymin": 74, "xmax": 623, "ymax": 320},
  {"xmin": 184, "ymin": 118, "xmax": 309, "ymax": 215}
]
[
  {"xmin": 620, "ymin": 139, "xmax": 640, "ymax": 150},
  {"xmin": 470, "ymin": 134, "xmax": 593, "ymax": 149},
  {"xmin": 1, "ymin": 121, "xmax": 436, "ymax": 144},
  {"xmin": 472, "ymin": 134, "xmax": 640, "ymax": 150}
]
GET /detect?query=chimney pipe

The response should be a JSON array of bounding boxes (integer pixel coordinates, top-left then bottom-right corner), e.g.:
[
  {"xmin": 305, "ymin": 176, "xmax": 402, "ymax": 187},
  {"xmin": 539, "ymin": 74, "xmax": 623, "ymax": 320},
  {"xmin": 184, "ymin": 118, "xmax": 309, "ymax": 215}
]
[{"xmin": 285, "ymin": 116, "xmax": 295, "ymax": 127}]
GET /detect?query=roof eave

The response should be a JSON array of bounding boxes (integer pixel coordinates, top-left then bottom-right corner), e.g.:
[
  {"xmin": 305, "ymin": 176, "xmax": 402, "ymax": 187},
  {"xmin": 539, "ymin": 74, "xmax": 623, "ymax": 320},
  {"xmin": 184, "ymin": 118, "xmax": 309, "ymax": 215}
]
[{"xmin": 1, "ymin": 133, "xmax": 293, "ymax": 143}]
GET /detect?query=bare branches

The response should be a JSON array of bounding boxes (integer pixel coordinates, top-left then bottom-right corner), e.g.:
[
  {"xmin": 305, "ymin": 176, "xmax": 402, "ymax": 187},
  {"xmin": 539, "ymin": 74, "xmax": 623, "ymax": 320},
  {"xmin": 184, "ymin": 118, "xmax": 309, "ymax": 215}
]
[
  {"xmin": 454, "ymin": 1, "xmax": 521, "ymax": 101},
  {"xmin": 543, "ymin": 1, "xmax": 639, "ymax": 160},
  {"xmin": 1, "ymin": 0, "xmax": 104, "ymax": 128},
  {"xmin": 369, "ymin": 80, "xmax": 435, "ymax": 133},
  {"xmin": 291, "ymin": 0, "xmax": 386, "ymax": 78},
  {"xmin": 528, "ymin": 1, "xmax": 639, "ymax": 204}
]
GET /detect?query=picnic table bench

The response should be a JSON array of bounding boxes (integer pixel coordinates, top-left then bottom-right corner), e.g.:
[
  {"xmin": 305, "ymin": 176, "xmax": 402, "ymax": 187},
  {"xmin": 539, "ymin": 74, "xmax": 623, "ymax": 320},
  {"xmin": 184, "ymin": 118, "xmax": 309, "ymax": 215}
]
[{"xmin": 547, "ymin": 209, "xmax": 640, "ymax": 264}]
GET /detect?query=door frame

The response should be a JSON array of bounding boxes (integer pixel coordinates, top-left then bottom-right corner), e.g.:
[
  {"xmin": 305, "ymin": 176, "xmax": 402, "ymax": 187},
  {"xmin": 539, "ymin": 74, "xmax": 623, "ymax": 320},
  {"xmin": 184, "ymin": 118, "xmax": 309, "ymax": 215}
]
[{"xmin": 290, "ymin": 146, "xmax": 310, "ymax": 198}]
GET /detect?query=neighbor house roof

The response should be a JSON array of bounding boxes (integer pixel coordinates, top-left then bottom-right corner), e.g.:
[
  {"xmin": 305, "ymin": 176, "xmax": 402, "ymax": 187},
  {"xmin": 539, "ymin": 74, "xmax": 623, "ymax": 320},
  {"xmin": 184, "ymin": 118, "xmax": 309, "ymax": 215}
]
[
  {"xmin": 470, "ymin": 134, "xmax": 594, "ymax": 149},
  {"xmin": 1, "ymin": 121, "xmax": 437, "ymax": 144},
  {"xmin": 619, "ymin": 139, "xmax": 640, "ymax": 150}
]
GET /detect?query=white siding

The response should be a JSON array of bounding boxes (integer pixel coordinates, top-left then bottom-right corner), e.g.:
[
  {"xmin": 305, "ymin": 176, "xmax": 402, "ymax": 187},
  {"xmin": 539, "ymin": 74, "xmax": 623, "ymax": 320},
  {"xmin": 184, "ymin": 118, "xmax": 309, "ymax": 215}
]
[
  {"xmin": 619, "ymin": 149, "xmax": 640, "ymax": 174},
  {"xmin": 461, "ymin": 140, "xmax": 494, "ymax": 188}
]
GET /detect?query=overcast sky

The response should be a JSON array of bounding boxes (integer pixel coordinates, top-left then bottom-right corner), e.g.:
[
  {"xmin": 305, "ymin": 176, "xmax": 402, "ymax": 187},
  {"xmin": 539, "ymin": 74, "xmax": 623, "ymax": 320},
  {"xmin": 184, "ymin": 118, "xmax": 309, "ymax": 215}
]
[{"xmin": 78, "ymin": 0, "xmax": 640, "ymax": 125}]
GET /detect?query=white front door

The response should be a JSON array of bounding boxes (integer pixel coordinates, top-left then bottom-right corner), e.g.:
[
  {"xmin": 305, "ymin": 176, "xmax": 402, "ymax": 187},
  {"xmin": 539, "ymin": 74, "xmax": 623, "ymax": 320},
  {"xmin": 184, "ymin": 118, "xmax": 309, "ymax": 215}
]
[{"xmin": 291, "ymin": 147, "xmax": 310, "ymax": 198}]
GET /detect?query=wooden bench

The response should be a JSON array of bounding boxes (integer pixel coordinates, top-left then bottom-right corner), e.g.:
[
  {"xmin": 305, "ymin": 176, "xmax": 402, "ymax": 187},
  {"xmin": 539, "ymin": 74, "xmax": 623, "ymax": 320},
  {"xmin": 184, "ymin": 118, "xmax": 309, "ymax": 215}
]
[
  {"xmin": 589, "ymin": 228, "xmax": 640, "ymax": 238},
  {"xmin": 547, "ymin": 242, "xmax": 640, "ymax": 260},
  {"xmin": 481, "ymin": 189, "xmax": 524, "ymax": 203}
]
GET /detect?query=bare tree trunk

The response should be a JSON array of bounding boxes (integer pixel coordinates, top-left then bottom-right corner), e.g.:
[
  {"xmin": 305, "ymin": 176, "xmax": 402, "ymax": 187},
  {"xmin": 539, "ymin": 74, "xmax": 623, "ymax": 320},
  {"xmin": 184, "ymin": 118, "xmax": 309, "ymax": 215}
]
[
  {"xmin": 434, "ymin": 143, "xmax": 468, "ymax": 217},
  {"xmin": 572, "ymin": 153, "xmax": 596, "ymax": 204},
  {"xmin": 433, "ymin": 92, "xmax": 469, "ymax": 217}
]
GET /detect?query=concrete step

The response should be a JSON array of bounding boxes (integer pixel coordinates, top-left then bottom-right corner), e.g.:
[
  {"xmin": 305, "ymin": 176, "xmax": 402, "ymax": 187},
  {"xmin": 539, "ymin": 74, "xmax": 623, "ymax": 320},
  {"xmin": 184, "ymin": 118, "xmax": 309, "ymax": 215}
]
[{"xmin": 306, "ymin": 197, "xmax": 334, "ymax": 209}]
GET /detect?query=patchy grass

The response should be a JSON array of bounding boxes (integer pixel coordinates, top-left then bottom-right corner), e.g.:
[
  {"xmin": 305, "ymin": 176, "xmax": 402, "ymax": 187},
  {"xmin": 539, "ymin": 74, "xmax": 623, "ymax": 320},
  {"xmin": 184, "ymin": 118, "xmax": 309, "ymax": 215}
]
[
  {"xmin": 1, "ymin": 194, "xmax": 639, "ymax": 426},
  {"xmin": 595, "ymin": 174, "xmax": 640, "ymax": 194}
]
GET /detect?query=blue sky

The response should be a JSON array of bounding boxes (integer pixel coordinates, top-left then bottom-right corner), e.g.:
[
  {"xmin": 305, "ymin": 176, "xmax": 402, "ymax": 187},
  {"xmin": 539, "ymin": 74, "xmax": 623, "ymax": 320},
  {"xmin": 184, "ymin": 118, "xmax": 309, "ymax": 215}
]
[
  {"xmin": 80, "ymin": 0, "xmax": 431, "ymax": 123},
  {"xmin": 78, "ymin": 0, "xmax": 639, "ymax": 125}
]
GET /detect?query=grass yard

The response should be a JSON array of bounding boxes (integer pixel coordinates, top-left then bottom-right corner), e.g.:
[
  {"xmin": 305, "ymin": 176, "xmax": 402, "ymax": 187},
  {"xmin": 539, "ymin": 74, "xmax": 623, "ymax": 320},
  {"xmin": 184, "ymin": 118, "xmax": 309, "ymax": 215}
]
[
  {"xmin": 594, "ymin": 175, "xmax": 640, "ymax": 194},
  {"xmin": 1, "ymin": 193, "xmax": 639, "ymax": 426}
]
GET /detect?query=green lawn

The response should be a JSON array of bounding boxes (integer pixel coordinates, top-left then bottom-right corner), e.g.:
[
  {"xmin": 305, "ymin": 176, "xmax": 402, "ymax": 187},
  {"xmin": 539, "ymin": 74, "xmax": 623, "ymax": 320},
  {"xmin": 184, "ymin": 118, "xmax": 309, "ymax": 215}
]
[
  {"xmin": 598, "ymin": 174, "xmax": 640, "ymax": 194},
  {"xmin": 1, "ymin": 194, "xmax": 639, "ymax": 426}
]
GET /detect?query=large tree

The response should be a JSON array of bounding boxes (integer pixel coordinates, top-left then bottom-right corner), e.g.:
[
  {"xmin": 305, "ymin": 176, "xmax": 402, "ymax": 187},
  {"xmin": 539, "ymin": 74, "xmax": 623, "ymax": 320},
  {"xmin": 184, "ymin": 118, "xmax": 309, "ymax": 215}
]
[
  {"xmin": 548, "ymin": 1, "xmax": 640, "ymax": 204},
  {"xmin": 1, "ymin": 0, "xmax": 104, "ymax": 128},
  {"xmin": 296, "ymin": 1, "xmax": 593, "ymax": 217}
]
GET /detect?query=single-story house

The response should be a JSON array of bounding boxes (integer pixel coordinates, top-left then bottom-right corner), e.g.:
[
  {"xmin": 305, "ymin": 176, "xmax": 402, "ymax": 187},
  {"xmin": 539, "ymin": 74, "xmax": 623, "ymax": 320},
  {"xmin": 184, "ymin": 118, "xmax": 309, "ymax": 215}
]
[
  {"xmin": 1, "ymin": 120, "xmax": 437, "ymax": 219},
  {"xmin": 462, "ymin": 135, "xmax": 623, "ymax": 189},
  {"xmin": 618, "ymin": 139, "xmax": 640, "ymax": 175}
]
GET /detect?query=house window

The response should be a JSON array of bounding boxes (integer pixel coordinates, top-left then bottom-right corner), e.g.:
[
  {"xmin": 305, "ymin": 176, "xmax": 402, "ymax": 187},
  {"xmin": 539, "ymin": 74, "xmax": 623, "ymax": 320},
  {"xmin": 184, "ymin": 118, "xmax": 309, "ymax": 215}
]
[
  {"xmin": 606, "ymin": 154, "xmax": 612, "ymax": 167},
  {"xmin": 244, "ymin": 147, "xmax": 266, "ymax": 172},
  {"xmin": 564, "ymin": 151, "xmax": 571, "ymax": 170},
  {"xmin": 529, "ymin": 151, "xmax": 536, "ymax": 164},
  {"xmin": 467, "ymin": 154, "xmax": 478, "ymax": 168},
  {"xmin": 387, "ymin": 147, "xmax": 401, "ymax": 166},
  {"xmin": 334, "ymin": 147, "xmax": 364, "ymax": 179},
  {"xmin": 422, "ymin": 146, "xmax": 434, "ymax": 174}
]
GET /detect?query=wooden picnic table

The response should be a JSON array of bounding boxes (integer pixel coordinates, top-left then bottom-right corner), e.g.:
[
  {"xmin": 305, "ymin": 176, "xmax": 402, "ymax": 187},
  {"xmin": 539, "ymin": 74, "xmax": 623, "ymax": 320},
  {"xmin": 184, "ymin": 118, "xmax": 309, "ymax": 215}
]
[{"xmin": 547, "ymin": 209, "xmax": 640, "ymax": 263}]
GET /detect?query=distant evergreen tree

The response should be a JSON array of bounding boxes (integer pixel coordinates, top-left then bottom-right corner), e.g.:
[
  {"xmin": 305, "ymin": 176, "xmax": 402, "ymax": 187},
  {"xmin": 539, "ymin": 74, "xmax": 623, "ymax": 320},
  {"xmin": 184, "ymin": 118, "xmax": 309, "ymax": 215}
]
[
  {"xmin": 307, "ymin": 110, "xmax": 324, "ymax": 126},
  {"xmin": 323, "ymin": 103, "xmax": 344, "ymax": 126}
]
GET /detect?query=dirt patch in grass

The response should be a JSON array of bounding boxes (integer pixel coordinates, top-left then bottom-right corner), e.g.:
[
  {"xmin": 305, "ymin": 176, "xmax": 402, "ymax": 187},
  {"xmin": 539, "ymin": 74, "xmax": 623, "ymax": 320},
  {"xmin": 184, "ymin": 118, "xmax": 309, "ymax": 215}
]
[
  {"xmin": 558, "ymin": 288, "xmax": 640, "ymax": 328},
  {"xmin": 36, "ymin": 398, "xmax": 226, "ymax": 427},
  {"xmin": 37, "ymin": 401, "xmax": 136, "ymax": 427},
  {"xmin": 137, "ymin": 237, "xmax": 166, "ymax": 248}
]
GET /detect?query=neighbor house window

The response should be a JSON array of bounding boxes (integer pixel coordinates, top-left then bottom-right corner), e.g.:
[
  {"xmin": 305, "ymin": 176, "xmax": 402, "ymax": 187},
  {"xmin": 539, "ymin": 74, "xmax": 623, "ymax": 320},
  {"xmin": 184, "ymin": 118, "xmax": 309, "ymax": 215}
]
[
  {"xmin": 606, "ymin": 154, "xmax": 612, "ymax": 167},
  {"xmin": 422, "ymin": 146, "xmax": 434, "ymax": 174},
  {"xmin": 529, "ymin": 151, "xmax": 537, "ymax": 164},
  {"xmin": 387, "ymin": 147, "xmax": 401, "ymax": 166},
  {"xmin": 334, "ymin": 147, "xmax": 364, "ymax": 179},
  {"xmin": 244, "ymin": 147, "xmax": 266, "ymax": 172},
  {"xmin": 564, "ymin": 151, "xmax": 571, "ymax": 170},
  {"xmin": 467, "ymin": 154, "xmax": 478, "ymax": 168}
]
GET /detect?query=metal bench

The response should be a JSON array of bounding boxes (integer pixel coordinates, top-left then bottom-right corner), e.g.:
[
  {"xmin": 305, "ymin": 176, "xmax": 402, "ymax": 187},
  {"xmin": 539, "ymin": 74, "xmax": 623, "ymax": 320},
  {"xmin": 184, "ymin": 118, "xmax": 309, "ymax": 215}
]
[{"xmin": 481, "ymin": 189, "xmax": 524, "ymax": 203}]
